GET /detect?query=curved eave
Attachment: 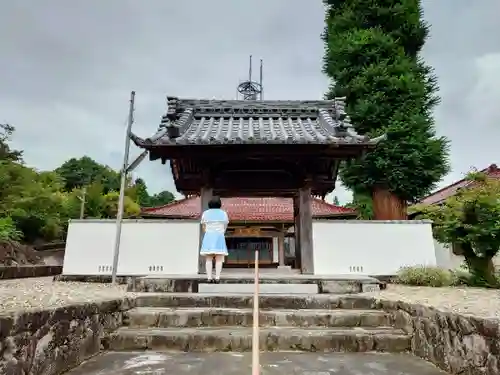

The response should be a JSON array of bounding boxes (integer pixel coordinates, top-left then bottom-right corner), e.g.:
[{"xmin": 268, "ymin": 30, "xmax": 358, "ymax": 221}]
[{"xmin": 130, "ymin": 132, "xmax": 384, "ymax": 150}]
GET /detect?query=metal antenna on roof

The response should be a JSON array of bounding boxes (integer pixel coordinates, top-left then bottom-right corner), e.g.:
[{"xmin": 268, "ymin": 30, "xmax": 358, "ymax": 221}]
[
  {"xmin": 259, "ymin": 59, "xmax": 263, "ymax": 101},
  {"xmin": 249, "ymin": 55, "xmax": 252, "ymax": 82},
  {"xmin": 237, "ymin": 55, "xmax": 263, "ymax": 100}
]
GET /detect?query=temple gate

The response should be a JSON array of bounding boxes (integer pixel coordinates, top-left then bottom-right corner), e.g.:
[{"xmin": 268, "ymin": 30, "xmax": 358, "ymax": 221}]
[{"xmin": 131, "ymin": 96, "xmax": 383, "ymax": 274}]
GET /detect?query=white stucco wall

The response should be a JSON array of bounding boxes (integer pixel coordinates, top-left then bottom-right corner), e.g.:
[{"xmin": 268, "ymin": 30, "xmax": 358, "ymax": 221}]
[
  {"xmin": 434, "ymin": 240, "xmax": 500, "ymax": 270},
  {"xmin": 63, "ymin": 219, "xmax": 200, "ymax": 275},
  {"xmin": 64, "ymin": 219, "xmax": 447, "ymax": 276},
  {"xmin": 312, "ymin": 220, "xmax": 437, "ymax": 275}
]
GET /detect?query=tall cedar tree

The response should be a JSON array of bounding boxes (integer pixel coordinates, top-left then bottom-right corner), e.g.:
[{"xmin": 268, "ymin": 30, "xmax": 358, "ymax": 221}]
[{"xmin": 322, "ymin": 0, "xmax": 449, "ymax": 219}]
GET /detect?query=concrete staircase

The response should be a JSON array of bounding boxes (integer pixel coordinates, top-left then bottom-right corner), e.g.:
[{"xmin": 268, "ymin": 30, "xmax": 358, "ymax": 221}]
[{"xmin": 108, "ymin": 294, "xmax": 411, "ymax": 353}]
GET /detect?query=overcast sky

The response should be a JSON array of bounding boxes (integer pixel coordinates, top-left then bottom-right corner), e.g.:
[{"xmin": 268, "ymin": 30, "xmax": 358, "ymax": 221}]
[{"xmin": 1, "ymin": 0, "xmax": 499, "ymax": 204}]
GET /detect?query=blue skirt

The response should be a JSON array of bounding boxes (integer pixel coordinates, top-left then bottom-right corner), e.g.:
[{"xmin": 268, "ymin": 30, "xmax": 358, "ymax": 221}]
[{"xmin": 200, "ymin": 231, "xmax": 228, "ymax": 256}]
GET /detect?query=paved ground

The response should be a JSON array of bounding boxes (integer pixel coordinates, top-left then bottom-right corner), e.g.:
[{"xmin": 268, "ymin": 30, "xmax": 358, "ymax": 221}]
[{"xmin": 65, "ymin": 351, "xmax": 449, "ymax": 375}]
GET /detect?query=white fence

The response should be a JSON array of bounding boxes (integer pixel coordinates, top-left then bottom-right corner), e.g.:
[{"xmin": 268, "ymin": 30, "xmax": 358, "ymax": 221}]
[{"xmin": 63, "ymin": 219, "xmax": 444, "ymax": 276}]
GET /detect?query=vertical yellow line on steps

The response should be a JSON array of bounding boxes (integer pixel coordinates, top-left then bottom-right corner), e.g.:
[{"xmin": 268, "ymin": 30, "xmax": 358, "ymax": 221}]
[{"xmin": 252, "ymin": 248, "xmax": 260, "ymax": 375}]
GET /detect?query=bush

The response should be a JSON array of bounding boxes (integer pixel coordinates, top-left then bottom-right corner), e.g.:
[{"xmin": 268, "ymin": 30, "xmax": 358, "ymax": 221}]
[
  {"xmin": 451, "ymin": 268, "xmax": 500, "ymax": 289},
  {"xmin": 396, "ymin": 266, "xmax": 455, "ymax": 287},
  {"xmin": 0, "ymin": 217, "xmax": 23, "ymax": 241},
  {"xmin": 449, "ymin": 269, "xmax": 473, "ymax": 286}
]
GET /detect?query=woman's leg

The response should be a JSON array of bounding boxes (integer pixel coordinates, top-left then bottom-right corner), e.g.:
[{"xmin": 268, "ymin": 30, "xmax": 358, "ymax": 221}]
[
  {"xmin": 214, "ymin": 254, "xmax": 224, "ymax": 280},
  {"xmin": 205, "ymin": 255, "xmax": 214, "ymax": 280}
]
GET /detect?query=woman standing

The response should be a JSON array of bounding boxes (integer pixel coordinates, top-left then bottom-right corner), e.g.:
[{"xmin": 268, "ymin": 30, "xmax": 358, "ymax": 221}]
[{"xmin": 200, "ymin": 196, "xmax": 229, "ymax": 283}]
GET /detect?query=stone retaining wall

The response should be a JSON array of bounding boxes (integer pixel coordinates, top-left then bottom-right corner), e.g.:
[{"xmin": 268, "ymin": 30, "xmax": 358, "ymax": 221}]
[
  {"xmin": 0, "ymin": 298, "xmax": 134, "ymax": 375},
  {"xmin": 376, "ymin": 299, "xmax": 500, "ymax": 375},
  {"xmin": 0, "ymin": 265, "xmax": 62, "ymax": 280},
  {"xmin": 1, "ymin": 292, "xmax": 498, "ymax": 375},
  {"xmin": 53, "ymin": 274, "xmax": 134, "ymax": 284}
]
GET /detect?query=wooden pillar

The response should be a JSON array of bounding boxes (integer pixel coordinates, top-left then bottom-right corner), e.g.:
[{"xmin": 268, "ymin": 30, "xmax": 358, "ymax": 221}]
[
  {"xmin": 293, "ymin": 195, "xmax": 302, "ymax": 271},
  {"xmin": 278, "ymin": 233, "xmax": 285, "ymax": 266},
  {"xmin": 298, "ymin": 187, "xmax": 314, "ymax": 274},
  {"xmin": 198, "ymin": 187, "xmax": 213, "ymax": 274}
]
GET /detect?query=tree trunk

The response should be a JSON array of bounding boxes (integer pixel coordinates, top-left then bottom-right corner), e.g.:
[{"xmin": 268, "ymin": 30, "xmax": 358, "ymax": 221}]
[
  {"xmin": 464, "ymin": 255, "xmax": 497, "ymax": 287},
  {"xmin": 372, "ymin": 187, "xmax": 407, "ymax": 220}
]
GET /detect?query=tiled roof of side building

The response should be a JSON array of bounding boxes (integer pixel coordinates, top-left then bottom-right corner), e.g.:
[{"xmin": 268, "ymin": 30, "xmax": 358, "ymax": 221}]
[
  {"xmin": 141, "ymin": 196, "xmax": 356, "ymax": 221},
  {"xmin": 130, "ymin": 97, "xmax": 386, "ymax": 147},
  {"xmin": 419, "ymin": 164, "xmax": 500, "ymax": 205}
]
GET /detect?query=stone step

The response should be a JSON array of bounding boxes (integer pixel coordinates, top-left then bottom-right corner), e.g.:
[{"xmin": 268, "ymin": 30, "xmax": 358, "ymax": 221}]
[
  {"xmin": 108, "ymin": 326, "xmax": 411, "ymax": 353},
  {"xmin": 125, "ymin": 307, "xmax": 393, "ymax": 328},
  {"xmin": 128, "ymin": 275, "xmax": 380, "ymax": 294},
  {"xmin": 198, "ymin": 283, "xmax": 318, "ymax": 294},
  {"xmin": 135, "ymin": 293, "xmax": 378, "ymax": 310}
]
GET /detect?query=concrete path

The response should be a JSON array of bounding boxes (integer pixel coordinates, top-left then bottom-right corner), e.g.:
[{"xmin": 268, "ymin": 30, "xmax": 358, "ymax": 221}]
[{"xmin": 65, "ymin": 351, "xmax": 449, "ymax": 375}]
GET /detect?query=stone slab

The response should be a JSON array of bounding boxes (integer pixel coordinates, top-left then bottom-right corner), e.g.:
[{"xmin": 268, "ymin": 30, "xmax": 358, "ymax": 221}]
[
  {"xmin": 198, "ymin": 282, "xmax": 319, "ymax": 294},
  {"xmin": 128, "ymin": 274, "xmax": 381, "ymax": 293},
  {"xmin": 108, "ymin": 326, "xmax": 411, "ymax": 352},
  {"xmin": 133, "ymin": 293, "xmax": 378, "ymax": 310},
  {"xmin": 140, "ymin": 273, "xmax": 379, "ymax": 281},
  {"xmin": 125, "ymin": 307, "xmax": 393, "ymax": 328},
  {"xmin": 65, "ymin": 351, "xmax": 449, "ymax": 375}
]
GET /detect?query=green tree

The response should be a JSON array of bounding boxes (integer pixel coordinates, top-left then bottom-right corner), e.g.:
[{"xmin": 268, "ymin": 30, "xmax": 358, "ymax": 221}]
[
  {"xmin": 130, "ymin": 178, "xmax": 175, "ymax": 208},
  {"xmin": 133, "ymin": 178, "xmax": 152, "ymax": 206},
  {"xmin": 322, "ymin": 0, "xmax": 449, "ymax": 219},
  {"xmin": 67, "ymin": 181, "xmax": 141, "ymax": 219},
  {"xmin": 345, "ymin": 192, "xmax": 374, "ymax": 220},
  {"xmin": 101, "ymin": 191, "xmax": 141, "ymax": 218},
  {"xmin": 149, "ymin": 190, "xmax": 175, "ymax": 207},
  {"xmin": 55, "ymin": 156, "xmax": 120, "ymax": 193},
  {"xmin": 0, "ymin": 161, "xmax": 68, "ymax": 242},
  {"xmin": 413, "ymin": 172, "xmax": 500, "ymax": 287},
  {"xmin": 0, "ymin": 124, "xmax": 23, "ymax": 162},
  {"xmin": 332, "ymin": 196, "xmax": 340, "ymax": 206}
]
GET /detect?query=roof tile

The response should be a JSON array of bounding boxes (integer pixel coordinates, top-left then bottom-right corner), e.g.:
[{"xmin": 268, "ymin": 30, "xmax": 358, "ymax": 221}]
[
  {"xmin": 131, "ymin": 97, "xmax": 386, "ymax": 147},
  {"xmin": 142, "ymin": 196, "xmax": 356, "ymax": 221},
  {"xmin": 419, "ymin": 164, "xmax": 500, "ymax": 205}
]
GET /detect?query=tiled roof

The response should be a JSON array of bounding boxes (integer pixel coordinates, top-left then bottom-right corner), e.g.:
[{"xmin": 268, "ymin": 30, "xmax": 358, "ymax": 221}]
[
  {"xmin": 419, "ymin": 164, "xmax": 500, "ymax": 205},
  {"xmin": 130, "ymin": 97, "xmax": 385, "ymax": 147},
  {"xmin": 142, "ymin": 196, "xmax": 356, "ymax": 221}
]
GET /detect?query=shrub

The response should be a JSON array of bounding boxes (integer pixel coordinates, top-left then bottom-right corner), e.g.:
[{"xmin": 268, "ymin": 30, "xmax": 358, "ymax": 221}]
[
  {"xmin": 396, "ymin": 266, "xmax": 454, "ymax": 287},
  {"xmin": 450, "ymin": 268, "xmax": 500, "ymax": 289},
  {"xmin": 0, "ymin": 217, "xmax": 23, "ymax": 241}
]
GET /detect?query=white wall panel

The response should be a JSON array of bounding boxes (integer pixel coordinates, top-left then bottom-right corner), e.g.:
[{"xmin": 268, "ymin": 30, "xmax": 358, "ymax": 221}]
[
  {"xmin": 312, "ymin": 220, "xmax": 437, "ymax": 275},
  {"xmin": 63, "ymin": 219, "xmax": 200, "ymax": 275}
]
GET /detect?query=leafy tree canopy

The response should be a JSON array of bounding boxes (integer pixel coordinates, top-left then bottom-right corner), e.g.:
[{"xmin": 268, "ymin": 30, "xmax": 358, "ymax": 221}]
[
  {"xmin": 413, "ymin": 172, "xmax": 500, "ymax": 287},
  {"xmin": 0, "ymin": 123, "xmax": 23, "ymax": 162},
  {"xmin": 345, "ymin": 192, "xmax": 374, "ymax": 220},
  {"xmin": 322, "ymin": 0, "xmax": 449, "ymax": 206},
  {"xmin": 132, "ymin": 178, "xmax": 175, "ymax": 207},
  {"xmin": 55, "ymin": 156, "xmax": 121, "ymax": 193},
  {"xmin": 0, "ymin": 125, "xmax": 175, "ymax": 244}
]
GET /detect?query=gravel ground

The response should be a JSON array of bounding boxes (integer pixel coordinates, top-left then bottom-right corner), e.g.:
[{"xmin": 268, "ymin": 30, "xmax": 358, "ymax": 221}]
[
  {"xmin": 0, "ymin": 277, "xmax": 130, "ymax": 314},
  {"xmin": 364, "ymin": 284, "xmax": 500, "ymax": 318},
  {"xmin": 1, "ymin": 278, "xmax": 500, "ymax": 318}
]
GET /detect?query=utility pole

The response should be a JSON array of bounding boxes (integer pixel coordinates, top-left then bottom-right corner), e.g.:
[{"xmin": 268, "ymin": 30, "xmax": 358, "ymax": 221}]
[
  {"xmin": 111, "ymin": 91, "xmax": 135, "ymax": 284},
  {"xmin": 79, "ymin": 186, "xmax": 86, "ymax": 219}
]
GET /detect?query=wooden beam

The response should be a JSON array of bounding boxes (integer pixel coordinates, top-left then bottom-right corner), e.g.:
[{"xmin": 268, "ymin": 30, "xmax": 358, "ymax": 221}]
[{"xmin": 148, "ymin": 143, "xmax": 373, "ymax": 160}]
